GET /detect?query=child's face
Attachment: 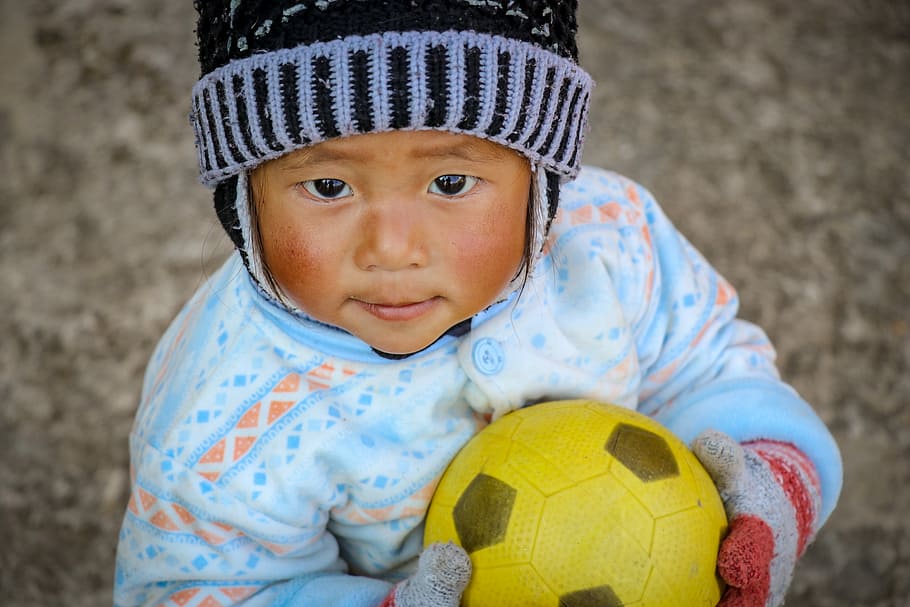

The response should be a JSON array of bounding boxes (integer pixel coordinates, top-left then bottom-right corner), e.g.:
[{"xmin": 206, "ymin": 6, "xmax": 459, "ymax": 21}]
[{"xmin": 252, "ymin": 130, "xmax": 531, "ymax": 354}]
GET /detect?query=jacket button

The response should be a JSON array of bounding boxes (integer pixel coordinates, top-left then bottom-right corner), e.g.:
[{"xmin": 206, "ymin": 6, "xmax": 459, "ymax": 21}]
[{"xmin": 472, "ymin": 338, "xmax": 504, "ymax": 375}]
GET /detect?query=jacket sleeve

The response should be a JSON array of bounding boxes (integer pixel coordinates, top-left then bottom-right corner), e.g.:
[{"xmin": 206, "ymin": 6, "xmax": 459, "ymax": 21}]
[
  {"xmin": 114, "ymin": 436, "xmax": 393, "ymax": 607},
  {"xmin": 608, "ymin": 175, "xmax": 842, "ymax": 525}
]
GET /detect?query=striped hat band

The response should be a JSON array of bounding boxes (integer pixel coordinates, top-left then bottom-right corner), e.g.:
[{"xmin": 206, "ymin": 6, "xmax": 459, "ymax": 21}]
[{"xmin": 190, "ymin": 29, "xmax": 593, "ymax": 186}]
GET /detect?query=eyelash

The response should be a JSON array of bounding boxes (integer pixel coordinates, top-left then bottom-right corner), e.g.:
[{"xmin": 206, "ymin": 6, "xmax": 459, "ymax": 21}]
[
  {"xmin": 300, "ymin": 178, "xmax": 351, "ymax": 200},
  {"xmin": 429, "ymin": 175, "xmax": 479, "ymax": 197},
  {"xmin": 296, "ymin": 174, "xmax": 480, "ymax": 201}
]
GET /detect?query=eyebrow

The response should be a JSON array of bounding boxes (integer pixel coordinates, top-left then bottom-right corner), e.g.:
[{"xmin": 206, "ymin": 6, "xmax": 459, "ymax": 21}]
[
  {"xmin": 276, "ymin": 137, "xmax": 511, "ymax": 170},
  {"xmin": 415, "ymin": 142, "xmax": 509, "ymax": 163}
]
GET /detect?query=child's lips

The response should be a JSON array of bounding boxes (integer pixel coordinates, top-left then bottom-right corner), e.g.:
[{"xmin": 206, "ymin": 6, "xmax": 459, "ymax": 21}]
[{"xmin": 355, "ymin": 297, "xmax": 441, "ymax": 322}]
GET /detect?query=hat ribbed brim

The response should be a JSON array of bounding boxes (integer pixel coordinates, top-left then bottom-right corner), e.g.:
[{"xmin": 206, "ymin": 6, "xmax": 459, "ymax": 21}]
[{"xmin": 190, "ymin": 30, "xmax": 593, "ymax": 185}]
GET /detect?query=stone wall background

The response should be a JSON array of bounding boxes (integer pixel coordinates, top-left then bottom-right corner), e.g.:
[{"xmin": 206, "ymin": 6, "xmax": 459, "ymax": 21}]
[{"xmin": 0, "ymin": 1, "xmax": 907, "ymax": 605}]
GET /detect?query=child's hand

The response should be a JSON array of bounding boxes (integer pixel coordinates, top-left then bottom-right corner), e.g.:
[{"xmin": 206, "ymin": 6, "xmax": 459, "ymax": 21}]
[
  {"xmin": 693, "ymin": 430, "xmax": 820, "ymax": 607},
  {"xmin": 381, "ymin": 542, "xmax": 472, "ymax": 607}
]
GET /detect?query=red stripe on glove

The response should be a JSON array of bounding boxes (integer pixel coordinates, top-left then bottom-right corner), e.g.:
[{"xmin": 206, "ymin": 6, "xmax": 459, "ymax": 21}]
[{"xmin": 748, "ymin": 440, "xmax": 820, "ymax": 556}]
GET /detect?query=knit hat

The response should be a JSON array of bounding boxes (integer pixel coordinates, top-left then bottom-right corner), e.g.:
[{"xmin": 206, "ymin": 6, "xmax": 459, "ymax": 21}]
[{"xmin": 190, "ymin": 0, "xmax": 593, "ymax": 295}]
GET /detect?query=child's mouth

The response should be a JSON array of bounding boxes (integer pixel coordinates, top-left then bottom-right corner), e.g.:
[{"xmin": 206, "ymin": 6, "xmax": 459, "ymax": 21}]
[{"xmin": 356, "ymin": 297, "xmax": 441, "ymax": 322}]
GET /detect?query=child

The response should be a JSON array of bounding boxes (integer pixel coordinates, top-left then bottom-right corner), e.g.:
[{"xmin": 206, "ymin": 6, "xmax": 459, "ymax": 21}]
[{"xmin": 115, "ymin": 1, "xmax": 842, "ymax": 606}]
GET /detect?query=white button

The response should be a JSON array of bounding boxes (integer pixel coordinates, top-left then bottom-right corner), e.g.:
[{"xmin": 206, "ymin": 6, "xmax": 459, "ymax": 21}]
[{"xmin": 472, "ymin": 338, "xmax": 504, "ymax": 375}]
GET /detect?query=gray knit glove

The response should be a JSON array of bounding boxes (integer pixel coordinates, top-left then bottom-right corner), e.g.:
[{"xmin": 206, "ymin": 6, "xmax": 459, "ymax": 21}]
[
  {"xmin": 380, "ymin": 542, "xmax": 472, "ymax": 607},
  {"xmin": 692, "ymin": 430, "xmax": 822, "ymax": 607}
]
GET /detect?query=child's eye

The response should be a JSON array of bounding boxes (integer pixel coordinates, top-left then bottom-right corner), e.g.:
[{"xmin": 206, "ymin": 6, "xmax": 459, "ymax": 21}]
[
  {"xmin": 300, "ymin": 178, "xmax": 352, "ymax": 200},
  {"xmin": 429, "ymin": 175, "xmax": 478, "ymax": 197}
]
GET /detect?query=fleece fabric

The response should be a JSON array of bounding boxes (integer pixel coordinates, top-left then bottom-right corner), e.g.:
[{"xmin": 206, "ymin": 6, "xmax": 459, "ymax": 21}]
[{"xmin": 115, "ymin": 167, "xmax": 842, "ymax": 607}]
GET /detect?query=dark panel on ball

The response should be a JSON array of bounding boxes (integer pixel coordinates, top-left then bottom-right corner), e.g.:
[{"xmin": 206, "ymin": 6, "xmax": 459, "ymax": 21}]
[
  {"xmin": 559, "ymin": 584, "xmax": 624, "ymax": 607},
  {"xmin": 453, "ymin": 473, "xmax": 517, "ymax": 553},
  {"xmin": 605, "ymin": 423, "xmax": 679, "ymax": 482}
]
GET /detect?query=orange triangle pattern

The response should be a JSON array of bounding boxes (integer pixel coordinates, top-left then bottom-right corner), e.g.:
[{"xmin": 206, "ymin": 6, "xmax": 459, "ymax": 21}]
[
  {"xmin": 236, "ymin": 402, "xmax": 262, "ymax": 428},
  {"xmin": 199, "ymin": 439, "xmax": 226, "ymax": 464},
  {"xmin": 273, "ymin": 373, "xmax": 300, "ymax": 392},
  {"xmin": 220, "ymin": 587, "xmax": 257, "ymax": 601},
  {"xmin": 716, "ymin": 278, "xmax": 735, "ymax": 307},
  {"xmin": 198, "ymin": 596, "xmax": 224, "ymax": 607},
  {"xmin": 172, "ymin": 503, "xmax": 195, "ymax": 525},
  {"xmin": 195, "ymin": 529, "xmax": 226, "ymax": 546},
  {"xmin": 191, "ymin": 366, "xmax": 360, "ymax": 488},
  {"xmin": 599, "ymin": 201, "xmax": 622, "ymax": 222},
  {"xmin": 309, "ymin": 362, "xmax": 335, "ymax": 380},
  {"xmin": 233, "ymin": 436, "xmax": 256, "ymax": 461},
  {"xmin": 150, "ymin": 511, "xmax": 179, "ymax": 531},
  {"xmin": 267, "ymin": 400, "xmax": 294, "ymax": 424},
  {"xmin": 570, "ymin": 204, "xmax": 593, "ymax": 225},
  {"xmin": 169, "ymin": 588, "xmax": 200, "ymax": 606},
  {"xmin": 138, "ymin": 488, "xmax": 157, "ymax": 512}
]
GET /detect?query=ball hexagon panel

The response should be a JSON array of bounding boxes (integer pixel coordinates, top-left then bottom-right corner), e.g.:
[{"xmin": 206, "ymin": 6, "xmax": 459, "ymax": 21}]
[
  {"xmin": 508, "ymin": 402, "xmax": 620, "ymax": 484},
  {"xmin": 532, "ymin": 477, "xmax": 653, "ymax": 603},
  {"xmin": 461, "ymin": 563, "xmax": 552, "ymax": 607},
  {"xmin": 504, "ymin": 438, "xmax": 579, "ymax": 496},
  {"xmin": 650, "ymin": 507, "xmax": 727, "ymax": 604}
]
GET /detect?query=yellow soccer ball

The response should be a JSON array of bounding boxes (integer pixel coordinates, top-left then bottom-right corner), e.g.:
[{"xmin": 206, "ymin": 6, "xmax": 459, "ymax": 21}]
[{"xmin": 424, "ymin": 400, "xmax": 727, "ymax": 606}]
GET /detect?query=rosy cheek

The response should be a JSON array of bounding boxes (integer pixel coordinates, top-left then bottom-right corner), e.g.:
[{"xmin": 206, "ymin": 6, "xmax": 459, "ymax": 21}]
[
  {"xmin": 452, "ymin": 221, "xmax": 524, "ymax": 290},
  {"xmin": 449, "ymin": 234, "xmax": 484, "ymax": 282},
  {"xmin": 263, "ymin": 224, "xmax": 322, "ymax": 291}
]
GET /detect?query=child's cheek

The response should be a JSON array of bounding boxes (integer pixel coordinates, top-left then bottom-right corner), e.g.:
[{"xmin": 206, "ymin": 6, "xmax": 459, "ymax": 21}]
[
  {"xmin": 263, "ymin": 222, "xmax": 331, "ymax": 298},
  {"xmin": 452, "ymin": 219, "xmax": 524, "ymax": 292}
]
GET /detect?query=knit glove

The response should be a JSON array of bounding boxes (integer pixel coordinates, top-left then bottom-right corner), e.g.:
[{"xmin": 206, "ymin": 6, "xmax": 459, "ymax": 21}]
[
  {"xmin": 692, "ymin": 430, "xmax": 822, "ymax": 607},
  {"xmin": 380, "ymin": 542, "xmax": 472, "ymax": 607}
]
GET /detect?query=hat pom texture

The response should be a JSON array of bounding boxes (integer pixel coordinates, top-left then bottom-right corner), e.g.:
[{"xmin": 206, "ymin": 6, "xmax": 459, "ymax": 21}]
[{"xmin": 191, "ymin": 0, "xmax": 593, "ymax": 186}]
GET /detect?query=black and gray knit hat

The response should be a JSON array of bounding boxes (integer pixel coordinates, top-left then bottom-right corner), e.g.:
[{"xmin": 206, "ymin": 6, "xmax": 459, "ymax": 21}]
[{"xmin": 190, "ymin": 0, "xmax": 593, "ymax": 288}]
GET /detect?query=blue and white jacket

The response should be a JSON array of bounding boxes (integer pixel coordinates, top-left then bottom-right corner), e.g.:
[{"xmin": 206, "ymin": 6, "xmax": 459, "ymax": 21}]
[{"xmin": 114, "ymin": 168, "xmax": 842, "ymax": 607}]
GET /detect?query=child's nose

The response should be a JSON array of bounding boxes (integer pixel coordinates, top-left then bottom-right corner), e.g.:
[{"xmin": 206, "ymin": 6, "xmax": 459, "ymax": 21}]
[{"xmin": 354, "ymin": 200, "xmax": 429, "ymax": 271}]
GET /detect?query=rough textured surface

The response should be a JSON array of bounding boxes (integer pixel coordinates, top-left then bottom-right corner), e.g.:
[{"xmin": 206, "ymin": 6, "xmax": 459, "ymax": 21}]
[{"xmin": 0, "ymin": 1, "xmax": 907, "ymax": 605}]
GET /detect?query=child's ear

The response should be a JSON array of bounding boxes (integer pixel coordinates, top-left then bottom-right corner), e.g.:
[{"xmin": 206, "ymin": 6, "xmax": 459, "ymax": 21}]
[{"xmin": 214, "ymin": 175, "xmax": 245, "ymax": 252}]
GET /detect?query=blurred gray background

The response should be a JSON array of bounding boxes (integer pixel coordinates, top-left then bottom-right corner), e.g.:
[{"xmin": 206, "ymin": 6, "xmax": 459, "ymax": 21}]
[{"xmin": 0, "ymin": 1, "xmax": 907, "ymax": 605}]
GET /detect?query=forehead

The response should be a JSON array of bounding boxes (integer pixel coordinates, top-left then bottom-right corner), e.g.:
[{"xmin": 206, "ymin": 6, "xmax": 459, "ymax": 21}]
[{"xmin": 272, "ymin": 131, "xmax": 525, "ymax": 169}]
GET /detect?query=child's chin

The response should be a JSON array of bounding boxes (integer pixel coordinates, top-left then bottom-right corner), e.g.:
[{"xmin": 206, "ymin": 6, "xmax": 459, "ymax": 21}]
[
  {"xmin": 370, "ymin": 342, "xmax": 435, "ymax": 358},
  {"xmin": 367, "ymin": 333, "xmax": 443, "ymax": 358}
]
